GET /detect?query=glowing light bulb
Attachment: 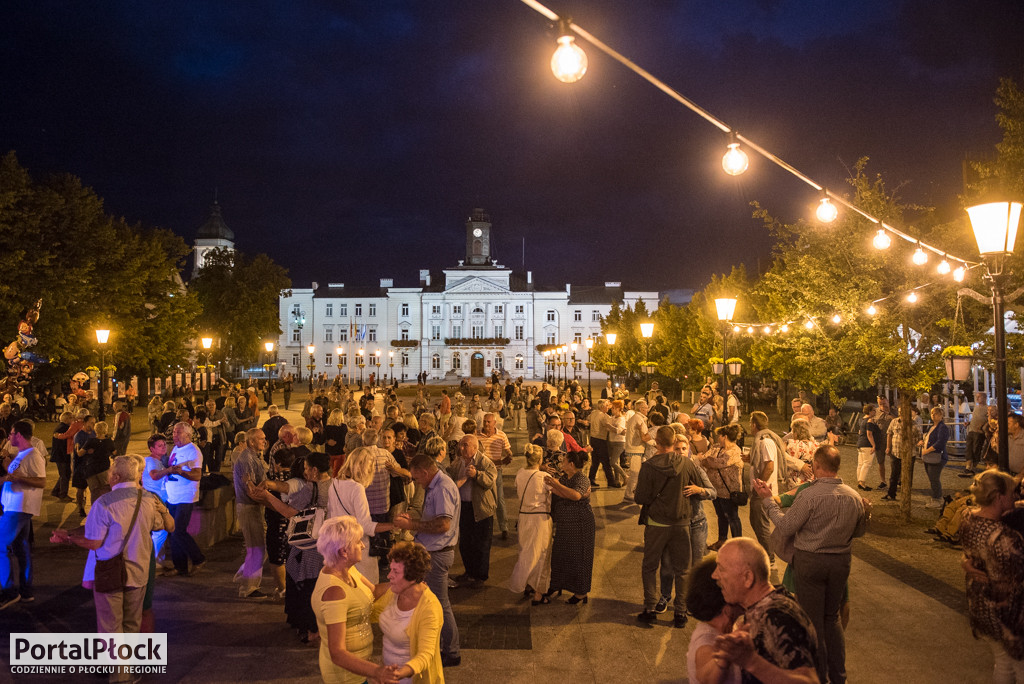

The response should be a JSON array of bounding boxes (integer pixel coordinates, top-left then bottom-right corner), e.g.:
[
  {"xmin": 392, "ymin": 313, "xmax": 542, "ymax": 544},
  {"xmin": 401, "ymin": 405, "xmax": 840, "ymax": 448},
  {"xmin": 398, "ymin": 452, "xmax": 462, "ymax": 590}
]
[
  {"xmin": 551, "ymin": 34, "xmax": 588, "ymax": 83},
  {"xmin": 867, "ymin": 304, "xmax": 877, "ymax": 316},
  {"xmin": 937, "ymin": 258, "xmax": 951, "ymax": 275},
  {"xmin": 816, "ymin": 198, "xmax": 838, "ymax": 223},
  {"xmin": 722, "ymin": 142, "xmax": 749, "ymax": 176},
  {"xmin": 953, "ymin": 266, "xmax": 966, "ymax": 282},
  {"xmin": 780, "ymin": 324, "xmax": 789, "ymax": 333},
  {"xmin": 763, "ymin": 326, "xmax": 772, "ymax": 334},
  {"xmin": 732, "ymin": 325, "xmax": 740, "ymax": 333},
  {"xmin": 906, "ymin": 292, "xmax": 918, "ymax": 304},
  {"xmin": 747, "ymin": 326, "xmax": 754, "ymax": 334},
  {"xmin": 831, "ymin": 314, "xmax": 841, "ymax": 324},
  {"xmin": 804, "ymin": 320, "xmax": 814, "ymax": 330},
  {"xmin": 912, "ymin": 247, "xmax": 928, "ymax": 265},
  {"xmin": 872, "ymin": 229, "xmax": 891, "ymax": 250}
]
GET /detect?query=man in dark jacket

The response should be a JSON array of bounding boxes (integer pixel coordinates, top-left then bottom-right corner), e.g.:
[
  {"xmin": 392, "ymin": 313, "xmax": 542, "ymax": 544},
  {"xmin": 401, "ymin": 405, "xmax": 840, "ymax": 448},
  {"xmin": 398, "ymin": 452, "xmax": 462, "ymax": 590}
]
[{"xmin": 635, "ymin": 425, "xmax": 707, "ymax": 628}]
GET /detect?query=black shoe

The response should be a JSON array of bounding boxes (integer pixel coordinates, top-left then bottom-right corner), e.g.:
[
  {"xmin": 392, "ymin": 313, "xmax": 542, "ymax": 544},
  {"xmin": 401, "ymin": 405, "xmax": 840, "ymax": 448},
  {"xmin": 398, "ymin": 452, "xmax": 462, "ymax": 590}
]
[
  {"xmin": 590, "ymin": 481, "xmax": 601, "ymax": 489},
  {"xmin": 566, "ymin": 594, "xmax": 587, "ymax": 605},
  {"xmin": 243, "ymin": 589, "xmax": 268, "ymax": 599},
  {"xmin": 531, "ymin": 594, "xmax": 550, "ymax": 606},
  {"xmin": 501, "ymin": 530, "xmax": 508, "ymax": 541},
  {"xmin": 877, "ymin": 482, "xmax": 887, "ymax": 490},
  {"xmin": 673, "ymin": 613, "xmax": 688, "ymax": 629},
  {"xmin": 881, "ymin": 495, "xmax": 896, "ymax": 501},
  {"xmin": 654, "ymin": 596, "xmax": 668, "ymax": 614},
  {"xmin": 636, "ymin": 609, "xmax": 657, "ymax": 624},
  {"xmin": 441, "ymin": 655, "xmax": 462, "ymax": 668},
  {"xmin": 958, "ymin": 471, "xmax": 975, "ymax": 478}
]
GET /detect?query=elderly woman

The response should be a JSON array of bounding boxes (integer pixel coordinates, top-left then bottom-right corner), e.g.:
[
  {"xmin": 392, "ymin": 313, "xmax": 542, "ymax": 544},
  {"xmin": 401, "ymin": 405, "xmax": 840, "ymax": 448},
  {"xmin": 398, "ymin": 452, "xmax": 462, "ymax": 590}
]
[
  {"xmin": 312, "ymin": 516, "xmax": 396, "ymax": 684},
  {"xmin": 147, "ymin": 395, "xmax": 164, "ymax": 434},
  {"xmin": 542, "ymin": 428, "xmax": 566, "ymax": 474},
  {"xmin": 960, "ymin": 470, "xmax": 1024, "ymax": 681},
  {"xmin": 920, "ymin": 406, "xmax": 950, "ymax": 508},
  {"xmin": 373, "ymin": 541, "xmax": 446, "ymax": 684},
  {"xmin": 334, "ymin": 446, "xmax": 394, "ymax": 582},
  {"xmin": 509, "ymin": 444, "xmax": 552, "ymax": 604},
  {"xmin": 785, "ymin": 419, "xmax": 818, "ymax": 487},
  {"xmin": 544, "ymin": 450, "xmax": 595, "ymax": 604},
  {"xmin": 699, "ymin": 425, "xmax": 744, "ymax": 552},
  {"xmin": 251, "ymin": 451, "xmax": 334, "ymax": 643},
  {"xmin": 258, "ymin": 447, "xmax": 302, "ymax": 600}
]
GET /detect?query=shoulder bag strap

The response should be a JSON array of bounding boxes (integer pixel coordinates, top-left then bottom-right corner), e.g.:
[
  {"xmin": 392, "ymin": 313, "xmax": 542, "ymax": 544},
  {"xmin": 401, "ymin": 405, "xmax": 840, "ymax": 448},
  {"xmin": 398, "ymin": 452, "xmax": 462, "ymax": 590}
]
[
  {"xmin": 519, "ymin": 470, "xmax": 545, "ymax": 514},
  {"xmin": 331, "ymin": 480, "xmax": 350, "ymax": 517},
  {"xmin": 118, "ymin": 490, "xmax": 143, "ymax": 556}
]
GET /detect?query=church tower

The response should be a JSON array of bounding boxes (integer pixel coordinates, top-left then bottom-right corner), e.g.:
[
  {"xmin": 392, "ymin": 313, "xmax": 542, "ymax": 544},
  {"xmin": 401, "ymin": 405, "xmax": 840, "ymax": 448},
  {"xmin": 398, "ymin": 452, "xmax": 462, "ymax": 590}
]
[
  {"xmin": 465, "ymin": 208, "xmax": 493, "ymax": 267},
  {"xmin": 192, "ymin": 200, "xmax": 235, "ymax": 277}
]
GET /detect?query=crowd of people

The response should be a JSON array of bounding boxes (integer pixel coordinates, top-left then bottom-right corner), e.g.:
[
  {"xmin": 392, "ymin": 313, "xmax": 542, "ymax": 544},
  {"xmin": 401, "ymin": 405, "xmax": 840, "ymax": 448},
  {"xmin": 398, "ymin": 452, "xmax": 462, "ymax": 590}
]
[{"xmin": 2, "ymin": 376, "xmax": 1024, "ymax": 683}]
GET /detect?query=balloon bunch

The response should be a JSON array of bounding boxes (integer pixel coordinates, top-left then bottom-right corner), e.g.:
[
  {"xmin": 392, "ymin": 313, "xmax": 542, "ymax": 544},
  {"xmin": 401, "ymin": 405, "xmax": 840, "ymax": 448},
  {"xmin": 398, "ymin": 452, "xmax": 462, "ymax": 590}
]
[{"xmin": 1, "ymin": 299, "xmax": 48, "ymax": 394}]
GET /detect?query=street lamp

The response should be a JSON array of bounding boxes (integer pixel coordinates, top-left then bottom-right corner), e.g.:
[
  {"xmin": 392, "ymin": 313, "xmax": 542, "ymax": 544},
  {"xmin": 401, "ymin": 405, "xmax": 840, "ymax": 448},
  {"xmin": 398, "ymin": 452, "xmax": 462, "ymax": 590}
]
[
  {"xmin": 264, "ymin": 341, "xmax": 275, "ymax": 383},
  {"xmin": 967, "ymin": 200, "xmax": 1022, "ymax": 473},
  {"xmin": 605, "ymin": 332, "xmax": 618, "ymax": 389},
  {"xmin": 388, "ymin": 350, "xmax": 395, "ymax": 385},
  {"xmin": 95, "ymin": 328, "xmax": 110, "ymax": 420},
  {"xmin": 560, "ymin": 345, "xmax": 569, "ymax": 386},
  {"xmin": 375, "ymin": 348, "xmax": 382, "ymax": 387},
  {"xmin": 715, "ymin": 297, "xmax": 738, "ymax": 411},
  {"xmin": 357, "ymin": 348, "xmax": 365, "ymax": 387},
  {"xmin": 640, "ymin": 322, "xmax": 654, "ymax": 392},
  {"xmin": 306, "ymin": 344, "xmax": 316, "ymax": 386},
  {"xmin": 584, "ymin": 336, "xmax": 594, "ymax": 401},
  {"xmin": 201, "ymin": 336, "xmax": 214, "ymax": 398},
  {"xmin": 570, "ymin": 341, "xmax": 579, "ymax": 382},
  {"xmin": 336, "ymin": 346, "xmax": 345, "ymax": 381}
]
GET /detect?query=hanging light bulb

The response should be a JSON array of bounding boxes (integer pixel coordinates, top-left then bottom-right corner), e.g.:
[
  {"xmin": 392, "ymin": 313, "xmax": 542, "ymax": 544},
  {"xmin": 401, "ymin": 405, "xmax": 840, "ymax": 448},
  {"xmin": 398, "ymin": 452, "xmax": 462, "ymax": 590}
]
[
  {"xmin": 804, "ymin": 320, "xmax": 814, "ymax": 330},
  {"xmin": 912, "ymin": 245, "xmax": 928, "ymax": 265},
  {"xmin": 732, "ymin": 325, "xmax": 740, "ymax": 333},
  {"xmin": 872, "ymin": 229, "xmax": 891, "ymax": 249},
  {"xmin": 816, "ymin": 196, "xmax": 838, "ymax": 223},
  {"xmin": 747, "ymin": 326, "xmax": 754, "ymax": 334},
  {"xmin": 937, "ymin": 256, "xmax": 951, "ymax": 275},
  {"xmin": 763, "ymin": 326, "xmax": 772, "ymax": 334},
  {"xmin": 906, "ymin": 292, "xmax": 918, "ymax": 304},
  {"xmin": 722, "ymin": 134, "xmax": 749, "ymax": 176},
  {"xmin": 831, "ymin": 314, "xmax": 841, "ymax": 324},
  {"xmin": 953, "ymin": 265, "xmax": 966, "ymax": 282},
  {"xmin": 551, "ymin": 21, "xmax": 588, "ymax": 83},
  {"xmin": 867, "ymin": 304, "xmax": 877, "ymax": 316},
  {"xmin": 779, "ymin": 324, "xmax": 789, "ymax": 333}
]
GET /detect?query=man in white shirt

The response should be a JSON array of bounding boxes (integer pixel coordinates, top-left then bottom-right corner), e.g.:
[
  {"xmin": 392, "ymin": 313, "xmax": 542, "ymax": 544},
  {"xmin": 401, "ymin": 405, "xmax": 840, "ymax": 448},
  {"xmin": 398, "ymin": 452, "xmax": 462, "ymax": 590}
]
[
  {"xmin": 0, "ymin": 420, "xmax": 46, "ymax": 610},
  {"xmin": 477, "ymin": 413, "xmax": 513, "ymax": 540},
  {"xmin": 153, "ymin": 422, "xmax": 206, "ymax": 576},
  {"xmin": 623, "ymin": 400, "xmax": 652, "ymax": 501}
]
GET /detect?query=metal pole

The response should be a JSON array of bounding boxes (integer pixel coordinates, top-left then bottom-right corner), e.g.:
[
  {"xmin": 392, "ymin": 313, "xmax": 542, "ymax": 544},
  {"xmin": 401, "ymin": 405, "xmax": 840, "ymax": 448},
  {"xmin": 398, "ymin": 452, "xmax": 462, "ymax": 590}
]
[
  {"xmin": 990, "ymin": 270, "xmax": 1010, "ymax": 472},
  {"xmin": 98, "ymin": 349, "xmax": 106, "ymax": 421},
  {"xmin": 721, "ymin": 328, "xmax": 729, "ymax": 419}
]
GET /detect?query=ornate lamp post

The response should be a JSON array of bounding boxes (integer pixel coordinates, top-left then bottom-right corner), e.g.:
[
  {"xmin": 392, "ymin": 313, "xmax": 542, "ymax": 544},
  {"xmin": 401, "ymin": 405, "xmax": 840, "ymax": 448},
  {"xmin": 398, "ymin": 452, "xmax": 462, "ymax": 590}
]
[
  {"xmin": 306, "ymin": 344, "xmax": 316, "ymax": 385},
  {"xmin": 559, "ymin": 345, "xmax": 569, "ymax": 386},
  {"xmin": 264, "ymin": 341, "xmax": 276, "ymax": 382},
  {"xmin": 336, "ymin": 346, "xmax": 345, "ymax": 382},
  {"xmin": 388, "ymin": 350, "xmax": 395, "ymax": 385},
  {"xmin": 201, "ymin": 336, "xmax": 214, "ymax": 398},
  {"xmin": 715, "ymin": 297, "xmax": 738, "ymax": 406},
  {"xmin": 95, "ymin": 328, "xmax": 110, "ymax": 420},
  {"xmin": 605, "ymin": 332, "xmax": 618, "ymax": 389},
  {"xmin": 967, "ymin": 200, "xmax": 1021, "ymax": 472},
  {"xmin": 584, "ymin": 336, "xmax": 594, "ymax": 401},
  {"xmin": 570, "ymin": 341, "xmax": 579, "ymax": 382},
  {"xmin": 640, "ymin": 322, "xmax": 654, "ymax": 392},
  {"xmin": 357, "ymin": 348, "xmax": 365, "ymax": 387},
  {"xmin": 375, "ymin": 348, "xmax": 382, "ymax": 386}
]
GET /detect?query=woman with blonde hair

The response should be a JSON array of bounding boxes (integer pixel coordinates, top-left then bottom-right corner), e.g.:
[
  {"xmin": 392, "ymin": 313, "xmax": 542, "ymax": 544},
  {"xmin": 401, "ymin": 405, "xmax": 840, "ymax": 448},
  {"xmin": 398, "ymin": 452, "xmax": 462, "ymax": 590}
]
[
  {"xmin": 312, "ymin": 516, "xmax": 395, "ymax": 684},
  {"xmin": 333, "ymin": 447, "xmax": 393, "ymax": 582},
  {"xmin": 509, "ymin": 443, "xmax": 552, "ymax": 605},
  {"xmin": 325, "ymin": 408, "xmax": 348, "ymax": 475}
]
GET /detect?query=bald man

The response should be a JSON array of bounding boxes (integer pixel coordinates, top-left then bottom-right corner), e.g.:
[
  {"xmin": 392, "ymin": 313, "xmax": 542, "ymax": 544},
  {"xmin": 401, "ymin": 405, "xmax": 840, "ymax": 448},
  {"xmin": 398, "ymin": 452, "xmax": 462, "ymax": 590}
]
[{"xmin": 447, "ymin": 435, "xmax": 497, "ymax": 587}]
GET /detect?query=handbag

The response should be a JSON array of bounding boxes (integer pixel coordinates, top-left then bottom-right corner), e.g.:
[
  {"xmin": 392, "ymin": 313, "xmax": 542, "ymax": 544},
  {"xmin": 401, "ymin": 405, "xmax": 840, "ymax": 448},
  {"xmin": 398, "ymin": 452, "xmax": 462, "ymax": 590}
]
[
  {"xmin": 638, "ymin": 473, "xmax": 672, "ymax": 525},
  {"xmin": 721, "ymin": 475, "xmax": 748, "ymax": 507},
  {"xmin": 286, "ymin": 482, "xmax": 326, "ymax": 550},
  {"xmin": 93, "ymin": 490, "xmax": 142, "ymax": 594}
]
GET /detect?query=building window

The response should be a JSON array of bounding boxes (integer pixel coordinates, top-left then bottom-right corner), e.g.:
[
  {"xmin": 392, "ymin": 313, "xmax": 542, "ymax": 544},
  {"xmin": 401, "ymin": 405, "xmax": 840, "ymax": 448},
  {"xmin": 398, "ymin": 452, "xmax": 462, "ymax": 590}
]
[
  {"xmin": 592, "ymin": 310, "xmax": 601, "ymax": 322},
  {"xmin": 471, "ymin": 325, "xmax": 484, "ymax": 338},
  {"xmin": 453, "ymin": 324, "xmax": 462, "ymax": 338},
  {"xmin": 432, "ymin": 305, "xmax": 441, "ymax": 315},
  {"xmin": 432, "ymin": 354, "xmax": 441, "ymax": 370},
  {"xmin": 325, "ymin": 353, "xmax": 333, "ymax": 366},
  {"xmin": 340, "ymin": 304, "xmax": 348, "ymax": 316},
  {"xmin": 494, "ymin": 325, "xmax": 503, "ymax": 338},
  {"xmin": 401, "ymin": 352, "xmax": 409, "ymax": 366},
  {"xmin": 324, "ymin": 328, "xmax": 333, "ymax": 342},
  {"xmin": 453, "ymin": 305, "xmax": 462, "ymax": 316},
  {"xmin": 546, "ymin": 332, "xmax": 556, "ymax": 344},
  {"xmin": 292, "ymin": 329, "xmax": 301, "ymax": 343},
  {"xmin": 339, "ymin": 354, "xmax": 347, "ymax": 367},
  {"xmin": 515, "ymin": 354, "xmax": 524, "ymax": 370},
  {"xmin": 291, "ymin": 353, "xmax": 299, "ymax": 368},
  {"xmin": 515, "ymin": 305, "xmax": 524, "ymax": 314},
  {"xmin": 401, "ymin": 303, "xmax": 409, "ymax": 317},
  {"xmin": 368, "ymin": 328, "xmax": 377, "ymax": 342},
  {"xmin": 369, "ymin": 303, "xmax": 377, "ymax": 317},
  {"xmin": 355, "ymin": 304, "xmax": 363, "ymax": 316},
  {"xmin": 574, "ymin": 310, "xmax": 582, "ymax": 322},
  {"xmin": 495, "ymin": 353, "xmax": 503, "ymax": 370},
  {"xmin": 431, "ymin": 325, "xmax": 441, "ymax": 341},
  {"xmin": 514, "ymin": 325, "xmax": 524, "ymax": 341},
  {"xmin": 473, "ymin": 307, "xmax": 483, "ymax": 314},
  {"xmin": 400, "ymin": 328, "xmax": 410, "ymax": 341},
  {"xmin": 573, "ymin": 332, "xmax": 582, "ymax": 344},
  {"xmin": 369, "ymin": 354, "xmax": 378, "ymax": 366},
  {"xmin": 339, "ymin": 328, "xmax": 348, "ymax": 342},
  {"xmin": 325, "ymin": 304, "xmax": 333, "ymax": 317},
  {"xmin": 494, "ymin": 305, "xmax": 503, "ymax": 315},
  {"xmin": 546, "ymin": 310, "xmax": 555, "ymax": 322},
  {"xmin": 452, "ymin": 353, "xmax": 461, "ymax": 370}
]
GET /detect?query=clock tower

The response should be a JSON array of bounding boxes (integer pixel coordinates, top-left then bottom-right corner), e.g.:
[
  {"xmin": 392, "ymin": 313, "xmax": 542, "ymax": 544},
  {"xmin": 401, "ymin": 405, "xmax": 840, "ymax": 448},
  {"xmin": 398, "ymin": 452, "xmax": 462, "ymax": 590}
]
[{"xmin": 465, "ymin": 208, "xmax": 492, "ymax": 266}]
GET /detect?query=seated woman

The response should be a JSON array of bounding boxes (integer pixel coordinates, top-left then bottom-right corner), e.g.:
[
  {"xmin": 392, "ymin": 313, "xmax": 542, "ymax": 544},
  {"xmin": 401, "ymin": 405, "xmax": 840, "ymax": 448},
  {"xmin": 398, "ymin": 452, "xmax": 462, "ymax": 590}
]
[
  {"xmin": 684, "ymin": 555, "xmax": 742, "ymax": 684},
  {"xmin": 373, "ymin": 541, "xmax": 446, "ymax": 683}
]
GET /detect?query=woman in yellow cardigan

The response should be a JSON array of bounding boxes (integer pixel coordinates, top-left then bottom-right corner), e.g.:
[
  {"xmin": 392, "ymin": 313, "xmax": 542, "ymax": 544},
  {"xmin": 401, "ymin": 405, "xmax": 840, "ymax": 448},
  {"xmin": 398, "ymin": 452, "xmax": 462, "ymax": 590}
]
[{"xmin": 373, "ymin": 541, "xmax": 446, "ymax": 683}]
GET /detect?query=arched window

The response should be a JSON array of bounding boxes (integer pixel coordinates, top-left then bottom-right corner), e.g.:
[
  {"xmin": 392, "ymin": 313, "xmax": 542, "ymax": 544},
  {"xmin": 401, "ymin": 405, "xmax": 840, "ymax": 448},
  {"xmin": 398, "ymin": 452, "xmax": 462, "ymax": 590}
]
[
  {"xmin": 494, "ymin": 353, "xmax": 503, "ymax": 370},
  {"xmin": 452, "ymin": 353, "xmax": 461, "ymax": 370},
  {"xmin": 515, "ymin": 354, "xmax": 524, "ymax": 370},
  {"xmin": 431, "ymin": 354, "xmax": 440, "ymax": 370}
]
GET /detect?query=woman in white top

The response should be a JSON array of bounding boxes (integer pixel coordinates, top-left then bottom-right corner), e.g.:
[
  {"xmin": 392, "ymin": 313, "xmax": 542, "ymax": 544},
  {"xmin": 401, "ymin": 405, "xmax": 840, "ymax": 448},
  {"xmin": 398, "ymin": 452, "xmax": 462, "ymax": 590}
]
[
  {"xmin": 509, "ymin": 444, "xmax": 553, "ymax": 604},
  {"xmin": 443, "ymin": 405, "xmax": 467, "ymax": 443},
  {"xmin": 333, "ymin": 446, "xmax": 393, "ymax": 583}
]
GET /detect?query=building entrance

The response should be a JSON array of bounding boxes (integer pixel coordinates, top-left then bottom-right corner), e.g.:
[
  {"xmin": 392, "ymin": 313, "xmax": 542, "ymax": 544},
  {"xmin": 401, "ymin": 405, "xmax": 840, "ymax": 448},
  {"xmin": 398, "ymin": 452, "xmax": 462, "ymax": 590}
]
[{"xmin": 471, "ymin": 352, "xmax": 485, "ymax": 378}]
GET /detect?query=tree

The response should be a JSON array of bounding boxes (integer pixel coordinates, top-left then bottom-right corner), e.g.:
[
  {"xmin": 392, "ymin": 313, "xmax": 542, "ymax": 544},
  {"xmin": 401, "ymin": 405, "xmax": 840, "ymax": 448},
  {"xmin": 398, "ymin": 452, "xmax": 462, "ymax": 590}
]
[{"xmin": 190, "ymin": 247, "xmax": 291, "ymax": 370}]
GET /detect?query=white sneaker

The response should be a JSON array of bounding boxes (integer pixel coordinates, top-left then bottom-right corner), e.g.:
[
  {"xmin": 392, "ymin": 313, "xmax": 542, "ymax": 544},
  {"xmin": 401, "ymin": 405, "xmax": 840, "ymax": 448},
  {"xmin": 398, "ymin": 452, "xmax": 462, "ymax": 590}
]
[{"xmin": 925, "ymin": 499, "xmax": 943, "ymax": 509}]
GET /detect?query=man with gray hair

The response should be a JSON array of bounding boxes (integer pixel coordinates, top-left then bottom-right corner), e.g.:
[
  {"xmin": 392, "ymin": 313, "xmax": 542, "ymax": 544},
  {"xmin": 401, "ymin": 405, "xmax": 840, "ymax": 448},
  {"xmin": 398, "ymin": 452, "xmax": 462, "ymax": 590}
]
[
  {"xmin": 962, "ymin": 391, "xmax": 988, "ymax": 477},
  {"xmin": 154, "ymin": 422, "xmax": 205, "ymax": 576},
  {"xmin": 623, "ymin": 399, "xmax": 652, "ymax": 501},
  {"xmin": 448, "ymin": 434, "xmax": 497, "ymax": 588},
  {"xmin": 233, "ymin": 428, "xmax": 268, "ymax": 598},
  {"xmin": 587, "ymin": 399, "xmax": 614, "ymax": 488}
]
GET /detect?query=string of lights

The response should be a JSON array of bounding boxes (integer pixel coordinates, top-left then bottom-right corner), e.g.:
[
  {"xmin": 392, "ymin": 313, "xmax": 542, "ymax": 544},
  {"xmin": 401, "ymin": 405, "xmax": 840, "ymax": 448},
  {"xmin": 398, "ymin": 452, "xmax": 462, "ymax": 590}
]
[{"xmin": 518, "ymin": 0, "xmax": 981, "ymax": 273}]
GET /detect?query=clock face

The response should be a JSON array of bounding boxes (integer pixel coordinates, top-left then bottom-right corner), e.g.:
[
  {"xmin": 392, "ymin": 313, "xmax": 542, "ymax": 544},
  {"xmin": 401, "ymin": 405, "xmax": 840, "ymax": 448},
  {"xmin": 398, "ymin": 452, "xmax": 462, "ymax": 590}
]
[{"xmin": 472, "ymin": 228, "xmax": 482, "ymax": 237}]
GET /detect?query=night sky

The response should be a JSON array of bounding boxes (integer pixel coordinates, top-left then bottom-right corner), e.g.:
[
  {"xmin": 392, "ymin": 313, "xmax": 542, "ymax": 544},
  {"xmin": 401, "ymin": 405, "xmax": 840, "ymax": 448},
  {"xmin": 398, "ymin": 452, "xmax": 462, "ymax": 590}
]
[{"xmin": 2, "ymin": 1, "xmax": 1022, "ymax": 291}]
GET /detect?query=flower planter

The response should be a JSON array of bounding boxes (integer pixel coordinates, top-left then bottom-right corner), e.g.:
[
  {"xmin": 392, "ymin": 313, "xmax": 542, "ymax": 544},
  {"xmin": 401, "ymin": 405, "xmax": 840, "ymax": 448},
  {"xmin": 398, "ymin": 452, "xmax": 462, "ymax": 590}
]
[{"xmin": 944, "ymin": 356, "xmax": 972, "ymax": 382}]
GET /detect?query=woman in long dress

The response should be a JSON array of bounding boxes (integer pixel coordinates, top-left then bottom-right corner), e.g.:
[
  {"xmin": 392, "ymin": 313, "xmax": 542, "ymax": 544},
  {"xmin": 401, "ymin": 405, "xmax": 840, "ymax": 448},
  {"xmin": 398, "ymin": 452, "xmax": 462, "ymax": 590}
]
[
  {"xmin": 545, "ymin": 450, "xmax": 595, "ymax": 604},
  {"xmin": 508, "ymin": 444, "xmax": 552, "ymax": 604}
]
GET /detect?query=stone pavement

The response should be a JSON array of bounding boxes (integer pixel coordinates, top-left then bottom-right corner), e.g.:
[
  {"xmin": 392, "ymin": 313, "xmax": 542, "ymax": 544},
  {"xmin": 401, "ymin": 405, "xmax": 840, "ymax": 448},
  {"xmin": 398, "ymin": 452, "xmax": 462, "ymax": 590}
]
[{"xmin": 0, "ymin": 394, "xmax": 994, "ymax": 683}]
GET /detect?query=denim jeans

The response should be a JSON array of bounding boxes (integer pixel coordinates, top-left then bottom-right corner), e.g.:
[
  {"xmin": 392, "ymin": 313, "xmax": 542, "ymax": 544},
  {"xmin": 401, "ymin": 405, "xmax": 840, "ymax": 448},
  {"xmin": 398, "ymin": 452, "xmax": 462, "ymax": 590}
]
[
  {"xmin": 924, "ymin": 459, "xmax": 946, "ymax": 500},
  {"xmin": 712, "ymin": 498, "xmax": 742, "ymax": 541},
  {"xmin": 0, "ymin": 511, "xmax": 33, "ymax": 599},
  {"xmin": 424, "ymin": 547, "xmax": 459, "ymax": 659},
  {"xmin": 167, "ymin": 502, "xmax": 205, "ymax": 573}
]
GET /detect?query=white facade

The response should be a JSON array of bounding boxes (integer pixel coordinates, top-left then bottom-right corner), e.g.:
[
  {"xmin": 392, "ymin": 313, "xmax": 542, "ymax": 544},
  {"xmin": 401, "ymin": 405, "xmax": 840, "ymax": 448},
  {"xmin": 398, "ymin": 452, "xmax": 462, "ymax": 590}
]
[{"xmin": 275, "ymin": 210, "xmax": 659, "ymax": 381}]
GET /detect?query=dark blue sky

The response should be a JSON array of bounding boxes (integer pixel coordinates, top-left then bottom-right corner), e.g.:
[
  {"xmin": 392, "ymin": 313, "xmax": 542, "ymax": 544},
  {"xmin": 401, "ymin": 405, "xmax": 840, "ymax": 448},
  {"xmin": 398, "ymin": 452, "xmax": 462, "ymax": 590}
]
[{"xmin": 2, "ymin": 1, "xmax": 1022, "ymax": 290}]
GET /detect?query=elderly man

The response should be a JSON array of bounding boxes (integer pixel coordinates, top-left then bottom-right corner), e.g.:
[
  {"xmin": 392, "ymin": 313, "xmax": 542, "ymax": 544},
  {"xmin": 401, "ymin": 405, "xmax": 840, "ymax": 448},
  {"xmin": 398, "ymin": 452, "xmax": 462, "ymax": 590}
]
[
  {"xmin": 587, "ymin": 399, "xmax": 615, "ymax": 488},
  {"xmin": 152, "ymin": 422, "xmax": 206, "ymax": 576},
  {"xmin": 268, "ymin": 423, "xmax": 299, "ymax": 462},
  {"xmin": 692, "ymin": 386, "xmax": 717, "ymax": 437},
  {"xmin": 261, "ymin": 405, "xmax": 288, "ymax": 454},
  {"xmin": 0, "ymin": 420, "xmax": 46, "ymax": 610},
  {"xmin": 711, "ymin": 538, "xmax": 818, "ymax": 684},
  {"xmin": 51, "ymin": 456, "xmax": 173, "ymax": 643},
  {"xmin": 753, "ymin": 445, "xmax": 866, "ymax": 684},
  {"xmin": 1006, "ymin": 413, "xmax": 1024, "ymax": 475},
  {"xmin": 961, "ymin": 391, "xmax": 989, "ymax": 477},
  {"xmin": 624, "ymin": 400, "xmax": 652, "ymax": 501},
  {"xmin": 203, "ymin": 398, "xmax": 229, "ymax": 470},
  {"xmin": 393, "ymin": 453, "xmax": 462, "ymax": 668},
  {"xmin": 233, "ymin": 428, "xmax": 268, "ymax": 598},
  {"xmin": 447, "ymin": 434, "xmax": 497, "ymax": 588},
  {"xmin": 478, "ymin": 413, "xmax": 513, "ymax": 540},
  {"xmin": 363, "ymin": 428, "xmax": 410, "ymax": 574}
]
